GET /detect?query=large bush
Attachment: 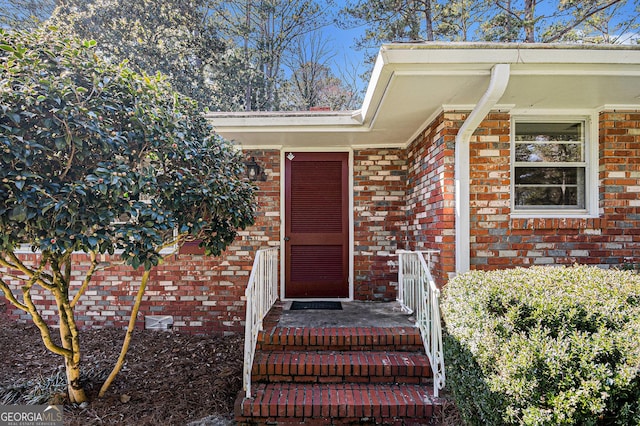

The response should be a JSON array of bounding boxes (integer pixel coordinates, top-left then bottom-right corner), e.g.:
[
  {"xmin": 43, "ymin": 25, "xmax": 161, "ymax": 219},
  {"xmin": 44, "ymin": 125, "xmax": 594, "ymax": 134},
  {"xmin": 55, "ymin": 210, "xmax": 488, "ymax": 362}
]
[
  {"xmin": 0, "ymin": 27, "xmax": 255, "ymax": 402},
  {"xmin": 441, "ymin": 265, "xmax": 640, "ymax": 425}
]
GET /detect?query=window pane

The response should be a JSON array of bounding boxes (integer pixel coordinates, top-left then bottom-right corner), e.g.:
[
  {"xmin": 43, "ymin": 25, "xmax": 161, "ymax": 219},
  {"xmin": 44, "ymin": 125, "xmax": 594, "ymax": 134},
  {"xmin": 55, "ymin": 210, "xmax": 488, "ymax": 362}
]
[
  {"xmin": 515, "ymin": 167, "xmax": 581, "ymax": 185},
  {"xmin": 515, "ymin": 186, "xmax": 582, "ymax": 208},
  {"xmin": 513, "ymin": 120, "xmax": 587, "ymax": 212},
  {"xmin": 515, "ymin": 122, "xmax": 583, "ymax": 142},
  {"xmin": 515, "ymin": 142, "xmax": 583, "ymax": 162}
]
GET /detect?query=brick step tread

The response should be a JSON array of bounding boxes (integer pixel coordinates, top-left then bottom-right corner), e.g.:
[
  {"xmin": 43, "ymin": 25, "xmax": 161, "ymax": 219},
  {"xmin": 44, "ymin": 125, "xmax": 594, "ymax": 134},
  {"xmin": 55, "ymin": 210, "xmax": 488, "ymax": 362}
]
[
  {"xmin": 252, "ymin": 350, "xmax": 432, "ymax": 383},
  {"xmin": 257, "ymin": 326, "xmax": 423, "ymax": 351},
  {"xmin": 235, "ymin": 383, "xmax": 438, "ymax": 421}
]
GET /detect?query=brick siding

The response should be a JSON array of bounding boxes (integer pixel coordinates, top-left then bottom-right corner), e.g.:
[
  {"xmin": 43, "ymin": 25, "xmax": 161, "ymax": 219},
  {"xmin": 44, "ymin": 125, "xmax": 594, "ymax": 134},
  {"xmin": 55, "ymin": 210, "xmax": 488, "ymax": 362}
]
[
  {"xmin": 405, "ymin": 112, "xmax": 458, "ymax": 285},
  {"xmin": 353, "ymin": 149, "xmax": 408, "ymax": 300}
]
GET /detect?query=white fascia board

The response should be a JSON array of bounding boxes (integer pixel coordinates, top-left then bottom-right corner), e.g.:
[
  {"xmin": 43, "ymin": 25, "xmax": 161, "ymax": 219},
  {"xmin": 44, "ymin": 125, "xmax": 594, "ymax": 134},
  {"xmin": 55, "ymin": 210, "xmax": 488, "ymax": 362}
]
[
  {"xmin": 510, "ymin": 67, "xmax": 640, "ymax": 77},
  {"xmin": 359, "ymin": 50, "xmax": 390, "ymax": 124},
  {"xmin": 208, "ymin": 112, "xmax": 361, "ymax": 128},
  {"xmin": 380, "ymin": 43, "xmax": 640, "ymax": 66}
]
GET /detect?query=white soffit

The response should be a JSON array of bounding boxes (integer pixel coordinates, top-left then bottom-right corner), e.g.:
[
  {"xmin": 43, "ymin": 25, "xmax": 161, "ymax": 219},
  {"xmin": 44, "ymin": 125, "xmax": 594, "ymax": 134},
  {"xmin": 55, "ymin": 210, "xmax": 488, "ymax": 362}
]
[{"xmin": 207, "ymin": 43, "xmax": 640, "ymax": 149}]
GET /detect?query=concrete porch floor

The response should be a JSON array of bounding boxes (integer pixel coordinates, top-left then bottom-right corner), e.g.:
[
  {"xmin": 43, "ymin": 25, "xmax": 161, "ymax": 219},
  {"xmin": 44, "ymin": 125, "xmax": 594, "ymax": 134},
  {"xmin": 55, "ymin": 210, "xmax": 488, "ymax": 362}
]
[{"xmin": 277, "ymin": 300, "xmax": 416, "ymax": 328}]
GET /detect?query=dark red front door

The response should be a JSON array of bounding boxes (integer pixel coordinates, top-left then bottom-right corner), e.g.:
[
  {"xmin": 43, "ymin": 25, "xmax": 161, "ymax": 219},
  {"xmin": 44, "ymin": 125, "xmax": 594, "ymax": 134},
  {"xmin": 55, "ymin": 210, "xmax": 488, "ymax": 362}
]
[{"xmin": 285, "ymin": 152, "xmax": 349, "ymax": 298}]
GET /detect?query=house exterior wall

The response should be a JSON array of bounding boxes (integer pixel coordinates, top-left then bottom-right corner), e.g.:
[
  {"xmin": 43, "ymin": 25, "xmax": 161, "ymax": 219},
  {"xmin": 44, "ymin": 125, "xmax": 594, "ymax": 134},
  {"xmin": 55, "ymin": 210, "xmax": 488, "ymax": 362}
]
[
  {"xmin": 467, "ymin": 110, "xmax": 640, "ymax": 270},
  {"xmin": 2, "ymin": 149, "xmax": 281, "ymax": 335},
  {"xmin": 3, "ymin": 111, "xmax": 639, "ymax": 334},
  {"xmin": 402, "ymin": 109, "xmax": 640, "ymax": 282}
]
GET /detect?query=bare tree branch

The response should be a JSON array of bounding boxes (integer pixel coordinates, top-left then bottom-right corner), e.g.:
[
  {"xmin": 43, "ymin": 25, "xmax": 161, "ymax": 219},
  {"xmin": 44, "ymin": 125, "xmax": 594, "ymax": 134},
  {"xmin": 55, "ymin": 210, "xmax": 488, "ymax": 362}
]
[{"xmin": 543, "ymin": 0, "xmax": 625, "ymax": 42}]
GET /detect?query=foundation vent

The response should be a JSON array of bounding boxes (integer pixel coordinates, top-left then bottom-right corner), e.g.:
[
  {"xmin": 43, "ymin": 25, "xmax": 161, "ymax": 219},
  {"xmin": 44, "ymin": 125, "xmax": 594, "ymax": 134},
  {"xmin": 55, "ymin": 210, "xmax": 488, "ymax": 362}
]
[{"xmin": 145, "ymin": 315, "xmax": 174, "ymax": 330}]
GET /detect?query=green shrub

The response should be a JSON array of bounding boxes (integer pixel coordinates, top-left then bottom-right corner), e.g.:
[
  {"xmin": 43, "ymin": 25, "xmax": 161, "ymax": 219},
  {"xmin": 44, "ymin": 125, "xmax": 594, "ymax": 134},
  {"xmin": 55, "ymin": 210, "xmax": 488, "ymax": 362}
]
[{"xmin": 441, "ymin": 265, "xmax": 640, "ymax": 425}]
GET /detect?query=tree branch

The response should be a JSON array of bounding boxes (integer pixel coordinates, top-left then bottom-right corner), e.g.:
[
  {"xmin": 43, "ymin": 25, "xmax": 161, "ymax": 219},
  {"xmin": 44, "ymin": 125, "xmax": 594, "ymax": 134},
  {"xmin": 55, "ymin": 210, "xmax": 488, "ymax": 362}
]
[
  {"xmin": 493, "ymin": 0, "xmax": 524, "ymax": 23},
  {"xmin": 22, "ymin": 285, "xmax": 72, "ymax": 358},
  {"xmin": 0, "ymin": 277, "xmax": 28, "ymax": 312},
  {"xmin": 99, "ymin": 269, "xmax": 151, "ymax": 397},
  {"xmin": 63, "ymin": 252, "xmax": 72, "ymax": 290},
  {"xmin": 71, "ymin": 251, "xmax": 99, "ymax": 308},
  {"xmin": 543, "ymin": 0, "xmax": 624, "ymax": 43},
  {"xmin": 5, "ymin": 251, "xmax": 55, "ymax": 289}
]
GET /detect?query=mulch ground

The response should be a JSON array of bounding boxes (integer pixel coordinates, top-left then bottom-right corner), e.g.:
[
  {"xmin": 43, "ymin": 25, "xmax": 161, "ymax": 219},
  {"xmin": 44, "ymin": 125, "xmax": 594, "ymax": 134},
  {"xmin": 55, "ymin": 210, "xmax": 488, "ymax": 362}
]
[{"xmin": 0, "ymin": 304, "xmax": 242, "ymax": 425}]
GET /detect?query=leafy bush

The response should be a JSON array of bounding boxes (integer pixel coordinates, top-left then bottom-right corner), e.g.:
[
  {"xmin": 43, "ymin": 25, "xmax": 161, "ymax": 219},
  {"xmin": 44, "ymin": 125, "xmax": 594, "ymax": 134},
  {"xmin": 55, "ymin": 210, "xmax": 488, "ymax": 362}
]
[
  {"xmin": 0, "ymin": 27, "xmax": 255, "ymax": 402},
  {"xmin": 441, "ymin": 265, "xmax": 640, "ymax": 425}
]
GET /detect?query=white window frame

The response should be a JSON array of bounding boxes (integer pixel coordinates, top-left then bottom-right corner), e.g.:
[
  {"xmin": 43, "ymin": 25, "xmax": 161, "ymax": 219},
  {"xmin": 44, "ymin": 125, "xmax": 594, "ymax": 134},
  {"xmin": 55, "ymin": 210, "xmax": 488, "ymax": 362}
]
[{"xmin": 510, "ymin": 113, "xmax": 598, "ymax": 218}]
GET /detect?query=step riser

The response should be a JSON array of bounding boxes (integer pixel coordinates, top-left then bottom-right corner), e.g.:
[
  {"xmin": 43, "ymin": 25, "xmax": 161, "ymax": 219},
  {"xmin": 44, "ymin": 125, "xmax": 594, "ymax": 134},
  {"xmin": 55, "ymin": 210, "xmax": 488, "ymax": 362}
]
[
  {"xmin": 236, "ymin": 383, "xmax": 438, "ymax": 424},
  {"xmin": 257, "ymin": 327, "xmax": 424, "ymax": 352},
  {"xmin": 252, "ymin": 352, "xmax": 433, "ymax": 384},
  {"xmin": 251, "ymin": 374, "xmax": 432, "ymax": 385}
]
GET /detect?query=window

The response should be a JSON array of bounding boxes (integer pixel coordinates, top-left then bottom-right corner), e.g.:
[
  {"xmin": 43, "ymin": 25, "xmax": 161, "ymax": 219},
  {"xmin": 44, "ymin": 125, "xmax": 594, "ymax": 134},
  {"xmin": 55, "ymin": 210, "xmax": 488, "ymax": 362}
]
[{"xmin": 512, "ymin": 118, "xmax": 591, "ymax": 214}]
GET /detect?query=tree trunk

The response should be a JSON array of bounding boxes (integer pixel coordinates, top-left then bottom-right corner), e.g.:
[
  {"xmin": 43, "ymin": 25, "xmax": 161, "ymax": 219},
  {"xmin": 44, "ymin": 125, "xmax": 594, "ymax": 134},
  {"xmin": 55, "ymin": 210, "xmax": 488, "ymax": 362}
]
[
  {"xmin": 63, "ymin": 355, "xmax": 87, "ymax": 403},
  {"xmin": 421, "ymin": 0, "xmax": 434, "ymax": 41},
  {"xmin": 524, "ymin": 0, "xmax": 535, "ymax": 42},
  {"xmin": 53, "ymin": 264, "xmax": 88, "ymax": 404},
  {"xmin": 55, "ymin": 291, "xmax": 88, "ymax": 403},
  {"xmin": 506, "ymin": 0, "xmax": 512, "ymax": 42},
  {"xmin": 244, "ymin": 1, "xmax": 252, "ymax": 111}
]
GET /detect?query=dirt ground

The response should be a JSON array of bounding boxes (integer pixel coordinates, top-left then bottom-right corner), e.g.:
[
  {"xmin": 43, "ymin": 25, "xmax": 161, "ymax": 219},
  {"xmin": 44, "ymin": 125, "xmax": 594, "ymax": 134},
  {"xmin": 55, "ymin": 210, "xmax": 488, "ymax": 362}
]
[{"xmin": 0, "ymin": 304, "xmax": 242, "ymax": 425}]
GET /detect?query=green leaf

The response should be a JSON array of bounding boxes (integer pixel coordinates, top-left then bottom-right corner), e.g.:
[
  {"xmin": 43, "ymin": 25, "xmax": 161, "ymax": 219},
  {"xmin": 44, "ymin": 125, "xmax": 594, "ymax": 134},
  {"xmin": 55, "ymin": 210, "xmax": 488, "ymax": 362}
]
[
  {"xmin": 54, "ymin": 137, "xmax": 66, "ymax": 150},
  {"xmin": 7, "ymin": 112, "xmax": 20, "ymax": 124},
  {"xmin": 0, "ymin": 44, "xmax": 16, "ymax": 53},
  {"xmin": 9, "ymin": 205, "xmax": 27, "ymax": 222}
]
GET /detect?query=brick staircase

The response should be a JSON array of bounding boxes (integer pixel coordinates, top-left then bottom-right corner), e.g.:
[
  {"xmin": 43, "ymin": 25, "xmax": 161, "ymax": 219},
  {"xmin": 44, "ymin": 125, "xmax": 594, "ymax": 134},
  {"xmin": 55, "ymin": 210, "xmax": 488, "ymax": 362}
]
[{"xmin": 235, "ymin": 303, "xmax": 442, "ymax": 425}]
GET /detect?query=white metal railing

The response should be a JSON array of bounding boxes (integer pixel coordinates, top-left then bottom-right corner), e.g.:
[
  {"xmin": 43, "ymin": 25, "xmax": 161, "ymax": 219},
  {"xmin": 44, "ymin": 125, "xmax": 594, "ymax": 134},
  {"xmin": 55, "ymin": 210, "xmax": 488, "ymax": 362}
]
[
  {"xmin": 397, "ymin": 249, "xmax": 445, "ymax": 398},
  {"xmin": 243, "ymin": 247, "xmax": 279, "ymax": 398}
]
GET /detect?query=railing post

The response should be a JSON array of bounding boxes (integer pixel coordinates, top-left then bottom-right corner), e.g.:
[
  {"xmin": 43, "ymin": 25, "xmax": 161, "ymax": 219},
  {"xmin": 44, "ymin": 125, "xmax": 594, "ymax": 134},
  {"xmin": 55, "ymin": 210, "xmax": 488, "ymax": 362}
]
[
  {"xmin": 397, "ymin": 251, "xmax": 405, "ymax": 304},
  {"xmin": 243, "ymin": 284, "xmax": 254, "ymax": 398}
]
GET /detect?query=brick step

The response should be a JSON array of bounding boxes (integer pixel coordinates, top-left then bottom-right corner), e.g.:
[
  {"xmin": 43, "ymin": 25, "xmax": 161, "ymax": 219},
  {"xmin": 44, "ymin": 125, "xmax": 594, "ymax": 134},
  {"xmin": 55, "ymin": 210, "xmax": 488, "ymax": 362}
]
[
  {"xmin": 257, "ymin": 326, "xmax": 424, "ymax": 352},
  {"xmin": 252, "ymin": 350, "xmax": 432, "ymax": 384},
  {"xmin": 235, "ymin": 382, "xmax": 440, "ymax": 425}
]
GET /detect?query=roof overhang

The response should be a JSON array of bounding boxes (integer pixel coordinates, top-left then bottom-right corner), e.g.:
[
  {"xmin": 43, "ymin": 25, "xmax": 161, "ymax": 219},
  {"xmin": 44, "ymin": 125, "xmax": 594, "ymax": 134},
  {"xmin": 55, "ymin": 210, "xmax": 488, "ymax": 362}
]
[{"xmin": 206, "ymin": 43, "xmax": 640, "ymax": 149}]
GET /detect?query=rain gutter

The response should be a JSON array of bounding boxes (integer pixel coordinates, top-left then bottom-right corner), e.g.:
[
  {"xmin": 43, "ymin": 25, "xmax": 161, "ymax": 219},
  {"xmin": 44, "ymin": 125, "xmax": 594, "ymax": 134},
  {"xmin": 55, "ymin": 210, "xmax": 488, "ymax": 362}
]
[{"xmin": 455, "ymin": 63, "xmax": 510, "ymax": 274}]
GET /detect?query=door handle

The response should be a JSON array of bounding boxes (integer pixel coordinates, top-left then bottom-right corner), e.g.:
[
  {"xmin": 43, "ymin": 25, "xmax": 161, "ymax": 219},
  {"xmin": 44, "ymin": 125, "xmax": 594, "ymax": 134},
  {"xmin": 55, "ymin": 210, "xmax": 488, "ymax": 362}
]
[{"xmin": 284, "ymin": 237, "xmax": 290, "ymax": 241}]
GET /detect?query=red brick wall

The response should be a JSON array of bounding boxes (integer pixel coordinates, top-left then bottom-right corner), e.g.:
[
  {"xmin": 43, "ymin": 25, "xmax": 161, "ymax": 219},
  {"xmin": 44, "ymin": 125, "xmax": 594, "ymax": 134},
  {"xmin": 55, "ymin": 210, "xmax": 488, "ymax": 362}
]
[
  {"xmin": 353, "ymin": 149, "xmax": 408, "ymax": 300},
  {"xmin": 2, "ymin": 149, "xmax": 281, "ymax": 335},
  {"xmin": 467, "ymin": 112, "xmax": 515, "ymax": 268},
  {"xmin": 468, "ymin": 110, "xmax": 640, "ymax": 270},
  {"xmin": 405, "ymin": 112, "xmax": 457, "ymax": 285}
]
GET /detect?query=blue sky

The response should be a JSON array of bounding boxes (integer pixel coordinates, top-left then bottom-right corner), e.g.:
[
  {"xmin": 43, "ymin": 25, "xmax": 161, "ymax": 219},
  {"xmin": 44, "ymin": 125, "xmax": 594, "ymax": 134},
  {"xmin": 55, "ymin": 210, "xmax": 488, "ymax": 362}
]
[{"xmin": 311, "ymin": 3, "xmax": 371, "ymax": 92}]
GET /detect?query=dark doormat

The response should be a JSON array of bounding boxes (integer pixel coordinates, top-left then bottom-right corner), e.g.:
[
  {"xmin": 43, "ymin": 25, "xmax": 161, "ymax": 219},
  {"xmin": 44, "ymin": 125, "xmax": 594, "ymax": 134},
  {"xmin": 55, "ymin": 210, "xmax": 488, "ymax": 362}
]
[{"xmin": 290, "ymin": 301, "xmax": 342, "ymax": 311}]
